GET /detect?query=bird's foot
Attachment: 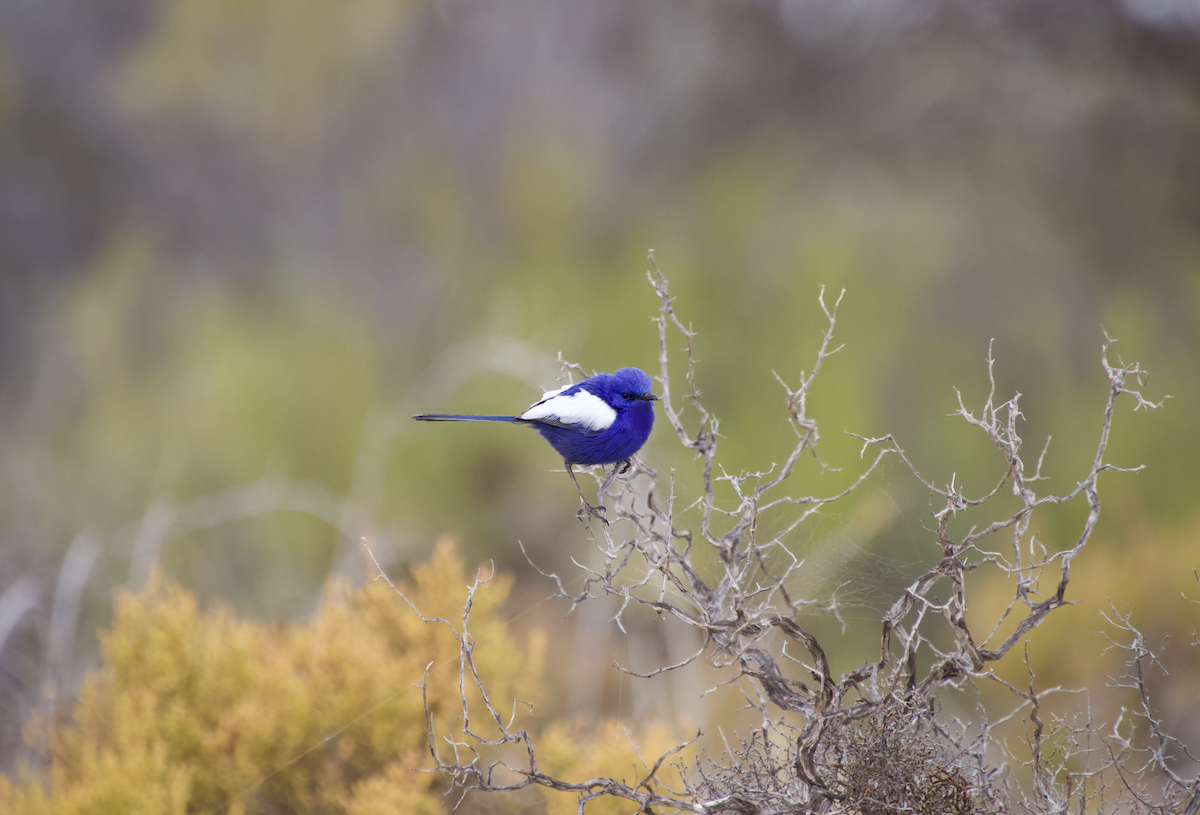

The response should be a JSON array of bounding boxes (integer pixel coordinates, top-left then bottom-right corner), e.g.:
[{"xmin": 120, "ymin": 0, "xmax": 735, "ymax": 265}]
[
  {"xmin": 618, "ymin": 458, "xmax": 632, "ymax": 475},
  {"xmin": 576, "ymin": 499, "xmax": 608, "ymax": 525},
  {"xmin": 567, "ymin": 463, "xmax": 608, "ymax": 525}
]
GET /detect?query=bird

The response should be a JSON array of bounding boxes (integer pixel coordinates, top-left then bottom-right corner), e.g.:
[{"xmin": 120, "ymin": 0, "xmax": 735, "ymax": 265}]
[{"xmin": 413, "ymin": 366, "xmax": 658, "ymax": 511}]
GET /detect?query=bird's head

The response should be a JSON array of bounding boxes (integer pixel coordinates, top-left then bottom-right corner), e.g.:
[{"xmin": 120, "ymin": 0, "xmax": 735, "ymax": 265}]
[{"xmin": 608, "ymin": 367, "xmax": 658, "ymax": 409}]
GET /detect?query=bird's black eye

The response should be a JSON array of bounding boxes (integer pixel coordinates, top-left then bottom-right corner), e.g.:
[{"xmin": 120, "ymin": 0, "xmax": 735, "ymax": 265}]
[{"xmin": 621, "ymin": 392, "xmax": 634, "ymax": 400}]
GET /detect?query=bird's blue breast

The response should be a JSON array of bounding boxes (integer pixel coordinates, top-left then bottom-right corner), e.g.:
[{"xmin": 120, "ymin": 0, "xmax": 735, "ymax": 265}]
[{"xmin": 535, "ymin": 400, "xmax": 655, "ymax": 466}]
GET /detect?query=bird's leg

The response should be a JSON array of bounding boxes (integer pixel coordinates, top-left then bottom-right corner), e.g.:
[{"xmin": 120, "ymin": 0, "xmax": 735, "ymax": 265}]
[
  {"xmin": 567, "ymin": 463, "xmax": 607, "ymax": 524},
  {"xmin": 597, "ymin": 463, "xmax": 624, "ymax": 504}
]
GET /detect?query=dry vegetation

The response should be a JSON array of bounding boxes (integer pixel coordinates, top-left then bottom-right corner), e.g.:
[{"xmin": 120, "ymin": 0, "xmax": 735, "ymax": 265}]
[
  {"xmin": 2, "ymin": 267, "xmax": 1191, "ymax": 815},
  {"xmin": 388, "ymin": 264, "xmax": 1189, "ymax": 815}
]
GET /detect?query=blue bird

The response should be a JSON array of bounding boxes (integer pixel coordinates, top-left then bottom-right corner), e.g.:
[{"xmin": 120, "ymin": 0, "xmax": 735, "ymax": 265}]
[{"xmin": 414, "ymin": 367, "xmax": 658, "ymax": 507}]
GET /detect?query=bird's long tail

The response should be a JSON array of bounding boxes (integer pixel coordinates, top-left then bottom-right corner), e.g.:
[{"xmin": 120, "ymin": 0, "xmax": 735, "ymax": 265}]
[{"xmin": 412, "ymin": 414, "xmax": 524, "ymax": 422}]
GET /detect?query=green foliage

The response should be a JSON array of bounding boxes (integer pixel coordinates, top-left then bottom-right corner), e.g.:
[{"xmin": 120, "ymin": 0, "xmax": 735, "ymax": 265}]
[
  {"xmin": 35, "ymin": 231, "xmax": 384, "ymax": 615},
  {"xmin": 116, "ymin": 0, "xmax": 425, "ymax": 154},
  {"xmin": 60, "ymin": 233, "xmax": 380, "ymax": 501},
  {"xmin": 1, "ymin": 540, "xmax": 538, "ymax": 814}
]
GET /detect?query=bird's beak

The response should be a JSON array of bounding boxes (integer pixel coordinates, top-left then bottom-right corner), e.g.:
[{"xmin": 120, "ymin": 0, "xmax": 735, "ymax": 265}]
[{"xmin": 639, "ymin": 393, "xmax": 659, "ymax": 402}]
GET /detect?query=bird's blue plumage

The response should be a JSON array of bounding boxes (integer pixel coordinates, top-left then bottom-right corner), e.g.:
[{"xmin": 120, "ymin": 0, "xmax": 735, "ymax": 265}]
[{"xmin": 414, "ymin": 366, "xmax": 657, "ymax": 466}]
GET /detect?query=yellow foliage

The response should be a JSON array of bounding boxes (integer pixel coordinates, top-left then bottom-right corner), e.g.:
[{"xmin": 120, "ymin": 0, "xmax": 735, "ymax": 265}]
[
  {"xmin": 535, "ymin": 718, "xmax": 691, "ymax": 815},
  {"xmin": 2, "ymin": 539, "xmax": 544, "ymax": 815},
  {"xmin": 345, "ymin": 761, "xmax": 442, "ymax": 815},
  {"xmin": 0, "ymin": 536, "xmax": 691, "ymax": 815}
]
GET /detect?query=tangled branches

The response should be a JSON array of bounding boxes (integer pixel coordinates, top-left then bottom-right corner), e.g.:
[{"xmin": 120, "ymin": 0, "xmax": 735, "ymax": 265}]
[{"xmin": 376, "ymin": 258, "xmax": 1185, "ymax": 814}]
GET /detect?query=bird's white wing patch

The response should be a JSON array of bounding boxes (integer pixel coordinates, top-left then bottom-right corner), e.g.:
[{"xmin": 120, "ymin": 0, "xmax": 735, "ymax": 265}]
[
  {"xmin": 521, "ymin": 389, "xmax": 616, "ymax": 431},
  {"xmin": 538, "ymin": 384, "xmax": 571, "ymax": 399}
]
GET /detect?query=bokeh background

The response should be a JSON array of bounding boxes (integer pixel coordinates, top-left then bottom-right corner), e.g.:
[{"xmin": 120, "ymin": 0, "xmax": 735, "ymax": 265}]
[{"xmin": 1, "ymin": 0, "xmax": 1198, "ymax": 781}]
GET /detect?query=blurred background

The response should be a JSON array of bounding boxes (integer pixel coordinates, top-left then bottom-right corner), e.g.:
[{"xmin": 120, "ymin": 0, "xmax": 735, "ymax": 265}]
[{"xmin": 1, "ymin": 0, "xmax": 1198, "ymax": 779}]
